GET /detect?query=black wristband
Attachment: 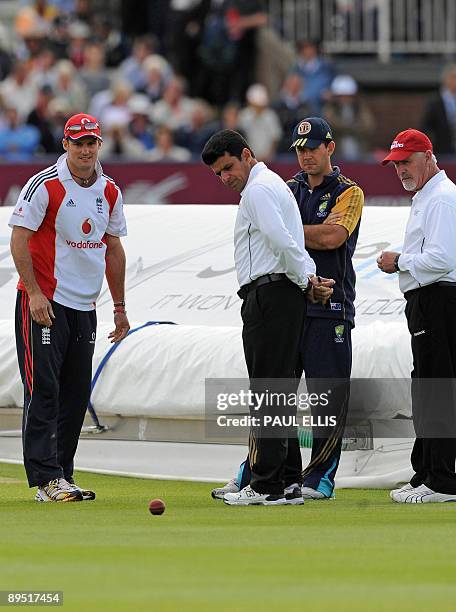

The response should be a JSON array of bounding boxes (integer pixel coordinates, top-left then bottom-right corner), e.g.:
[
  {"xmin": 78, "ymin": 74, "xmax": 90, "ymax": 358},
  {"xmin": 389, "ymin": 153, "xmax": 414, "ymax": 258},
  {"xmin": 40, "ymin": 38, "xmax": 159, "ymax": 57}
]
[
  {"xmin": 113, "ymin": 301, "xmax": 125, "ymax": 307},
  {"xmin": 394, "ymin": 255, "xmax": 400, "ymax": 272}
]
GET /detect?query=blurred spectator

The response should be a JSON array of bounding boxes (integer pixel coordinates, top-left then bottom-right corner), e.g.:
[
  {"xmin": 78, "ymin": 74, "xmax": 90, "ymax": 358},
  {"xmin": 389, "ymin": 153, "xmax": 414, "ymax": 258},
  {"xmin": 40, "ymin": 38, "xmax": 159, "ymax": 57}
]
[
  {"xmin": 147, "ymin": 0, "xmax": 172, "ymax": 52},
  {"xmin": 0, "ymin": 25, "xmax": 13, "ymax": 82},
  {"xmin": 120, "ymin": 0, "xmax": 170, "ymax": 50},
  {"xmin": 291, "ymin": 39, "xmax": 335, "ymax": 114},
  {"xmin": 195, "ymin": 0, "xmax": 267, "ymax": 106},
  {"xmin": 151, "ymin": 76, "xmax": 196, "ymax": 130},
  {"xmin": 49, "ymin": 14, "xmax": 70, "ymax": 59},
  {"xmin": 15, "ymin": 1, "xmax": 58, "ymax": 40},
  {"xmin": 0, "ymin": 60, "xmax": 37, "ymax": 121},
  {"xmin": 166, "ymin": 0, "xmax": 207, "ymax": 96},
  {"xmin": 47, "ymin": 96, "xmax": 72, "ymax": 145},
  {"xmin": 218, "ymin": 101, "xmax": 242, "ymax": 132},
  {"xmin": 421, "ymin": 64, "xmax": 456, "ymax": 155},
  {"xmin": 147, "ymin": 125, "xmax": 192, "ymax": 162},
  {"xmin": 29, "ymin": 45, "xmax": 58, "ymax": 89},
  {"xmin": 175, "ymin": 100, "xmax": 216, "ymax": 153},
  {"xmin": 67, "ymin": 20, "xmax": 90, "ymax": 68},
  {"xmin": 89, "ymin": 88, "xmax": 113, "ymax": 121},
  {"xmin": 198, "ymin": 99, "xmax": 245, "ymax": 140},
  {"xmin": 73, "ymin": 0, "xmax": 93, "ymax": 25},
  {"xmin": 128, "ymin": 94, "xmax": 155, "ymax": 150},
  {"xmin": 20, "ymin": 29, "xmax": 50, "ymax": 64},
  {"xmin": 97, "ymin": 80, "xmax": 133, "ymax": 127},
  {"xmin": 0, "ymin": 105, "xmax": 40, "ymax": 161},
  {"xmin": 238, "ymin": 83, "xmax": 282, "ymax": 161},
  {"xmin": 26, "ymin": 84, "xmax": 58, "ymax": 153},
  {"xmin": 195, "ymin": 0, "xmax": 239, "ymax": 105},
  {"xmin": 119, "ymin": 35, "xmax": 157, "ymax": 91},
  {"xmin": 79, "ymin": 41, "xmax": 111, "ymax": 100},
  {"xmin": 273, "ymin": 73, "xmax": 311, "ymax": 153},
  {"xmin": 51, "ymin": 59, "xmax": 87, "ymax": 114},
  {"xmin": 142, "ymin": 54, "xmax": 173, "ymax": 102},
  {"xmin": 224, "ymin": 0, "xmax": 268, "ymax": 101},
  {"xmin": 92, "ymin": 16, "xmax": 129, "ymax": 68},
  {"xmin": 323, "ymin": 74, "xmax": 375, "ymax": 160},
  {"xmin": 99, "ymin": 108, "xmax": 145, "ymax": 159}
]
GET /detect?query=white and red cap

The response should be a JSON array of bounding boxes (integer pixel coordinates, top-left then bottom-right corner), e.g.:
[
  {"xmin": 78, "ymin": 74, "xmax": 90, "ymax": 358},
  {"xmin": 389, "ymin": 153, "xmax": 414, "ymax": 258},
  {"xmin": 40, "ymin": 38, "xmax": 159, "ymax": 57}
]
[
  {"xmin": 382, "ymin": 129, "xmax": 432, "ymax": 165},
  {"xmin": 64, "ymin": 113, "xmax": 103, "ymax": 141}
]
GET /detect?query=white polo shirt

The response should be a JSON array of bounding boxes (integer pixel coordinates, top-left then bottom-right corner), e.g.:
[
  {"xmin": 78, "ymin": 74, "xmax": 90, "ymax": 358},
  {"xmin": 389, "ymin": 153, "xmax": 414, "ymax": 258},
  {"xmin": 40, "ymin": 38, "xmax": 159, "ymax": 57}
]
[
  {"xmin": 9, "ymin": 153, "xmax": 127, "ymax": 310},
  {"xmin": 398, "ymin": 170, "xmax": 456, "ymax": 293},
  {"xmin": 234, "ymin": 162, "xmax": 315, "ymax": 289}
]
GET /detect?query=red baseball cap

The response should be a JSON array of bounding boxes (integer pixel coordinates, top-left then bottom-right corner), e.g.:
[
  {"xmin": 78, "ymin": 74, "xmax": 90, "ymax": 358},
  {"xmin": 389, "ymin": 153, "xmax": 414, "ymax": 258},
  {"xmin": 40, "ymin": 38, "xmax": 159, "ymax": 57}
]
[
  {"xmin": 381, "ymin": 128, "xmax": 432, "ymax": 165},
  {"xmin": 64, "ymin": 113, "xmax": 103, "ymax": 141}
]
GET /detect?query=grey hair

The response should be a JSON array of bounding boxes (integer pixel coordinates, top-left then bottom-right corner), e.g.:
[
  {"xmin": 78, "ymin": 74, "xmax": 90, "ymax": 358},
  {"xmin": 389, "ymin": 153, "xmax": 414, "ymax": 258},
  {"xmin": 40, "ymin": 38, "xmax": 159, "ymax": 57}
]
[{"xmin": 414, "ymin": 151, "xmax": 438, "ymax": 164}]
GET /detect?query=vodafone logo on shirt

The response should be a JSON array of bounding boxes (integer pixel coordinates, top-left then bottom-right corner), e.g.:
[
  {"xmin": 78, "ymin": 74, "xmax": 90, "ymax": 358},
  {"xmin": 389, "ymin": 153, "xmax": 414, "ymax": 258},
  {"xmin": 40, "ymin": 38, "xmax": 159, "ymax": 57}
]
[
  {"xmin": 81, "ymin": 217, "xmax": 95, "ymax": 238},
  {"xmin": 65, "ymin": 217, "xmax": 104, "ymax": 249}
]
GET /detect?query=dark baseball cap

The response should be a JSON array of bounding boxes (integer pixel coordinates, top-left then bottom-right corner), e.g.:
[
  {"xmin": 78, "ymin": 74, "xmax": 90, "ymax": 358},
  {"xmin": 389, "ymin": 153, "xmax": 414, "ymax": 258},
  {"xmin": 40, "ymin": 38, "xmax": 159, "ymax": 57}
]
[{"xmin": 290, "ymin": 117, "xmax": 333, "ymax": 149}]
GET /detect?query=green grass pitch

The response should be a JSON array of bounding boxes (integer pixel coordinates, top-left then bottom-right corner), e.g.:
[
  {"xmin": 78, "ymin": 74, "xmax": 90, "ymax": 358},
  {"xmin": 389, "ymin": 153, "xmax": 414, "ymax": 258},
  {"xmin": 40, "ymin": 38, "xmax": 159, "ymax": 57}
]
[{"xmin": 1, "ymin": 462, "xmax": 456, "ymax": 611}]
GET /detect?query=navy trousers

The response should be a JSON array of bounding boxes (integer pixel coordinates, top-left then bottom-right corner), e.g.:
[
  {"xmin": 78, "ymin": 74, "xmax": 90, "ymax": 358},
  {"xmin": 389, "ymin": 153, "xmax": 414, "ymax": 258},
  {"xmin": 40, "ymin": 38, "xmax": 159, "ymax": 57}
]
[
  {"xmin": 299, "ymin": 317, "xmax": 352, "ymax": 495},
  {"xmin": 15, "ymin": 291, "xmax": 96, "ymax": 487}
]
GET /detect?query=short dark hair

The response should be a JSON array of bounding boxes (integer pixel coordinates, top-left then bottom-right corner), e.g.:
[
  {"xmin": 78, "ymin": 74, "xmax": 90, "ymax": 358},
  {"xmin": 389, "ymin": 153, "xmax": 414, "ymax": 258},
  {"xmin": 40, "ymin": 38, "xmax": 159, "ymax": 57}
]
[{"xmin": 201, "ymin": 129, "xmax": 254, "ymax": 165}]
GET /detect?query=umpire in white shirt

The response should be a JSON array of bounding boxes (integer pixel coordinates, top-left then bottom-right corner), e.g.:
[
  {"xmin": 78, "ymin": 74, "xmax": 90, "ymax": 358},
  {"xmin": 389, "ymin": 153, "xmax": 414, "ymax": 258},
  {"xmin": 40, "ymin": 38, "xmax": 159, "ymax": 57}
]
[
  {"xmin": 378, "ymin": 128, "xmax": 456, "ymax": 503},
  {"xmin": 202, "ymin": 129, "xmax": 334, "ymax": 506}
]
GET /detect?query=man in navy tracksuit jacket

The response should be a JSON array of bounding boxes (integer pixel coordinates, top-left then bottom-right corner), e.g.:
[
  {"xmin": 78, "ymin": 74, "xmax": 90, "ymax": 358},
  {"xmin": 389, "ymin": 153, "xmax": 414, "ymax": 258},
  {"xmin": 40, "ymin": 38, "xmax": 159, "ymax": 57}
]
[
  {"xmin": 212, "ymin": 117, "xmax": 364, "ymax": 500},
  {"xmin": 287, "ymin": 118, "xmax": 364, "ymax": 498}
]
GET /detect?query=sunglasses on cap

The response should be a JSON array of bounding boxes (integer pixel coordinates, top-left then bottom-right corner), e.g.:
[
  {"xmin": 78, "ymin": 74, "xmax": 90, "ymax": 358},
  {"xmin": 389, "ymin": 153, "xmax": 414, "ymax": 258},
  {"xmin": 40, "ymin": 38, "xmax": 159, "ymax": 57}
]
[{"xmin": 67, "ymin": 121, "xmax": 99, "ymax": 132}]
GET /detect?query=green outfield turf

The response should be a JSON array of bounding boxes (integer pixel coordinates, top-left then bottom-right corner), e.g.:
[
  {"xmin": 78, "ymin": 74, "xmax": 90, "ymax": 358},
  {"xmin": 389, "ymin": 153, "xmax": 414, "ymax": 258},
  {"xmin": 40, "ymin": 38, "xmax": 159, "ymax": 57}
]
[{"xmin": 1, "ymin": 462, "xmax": 456, "ymax": 611}]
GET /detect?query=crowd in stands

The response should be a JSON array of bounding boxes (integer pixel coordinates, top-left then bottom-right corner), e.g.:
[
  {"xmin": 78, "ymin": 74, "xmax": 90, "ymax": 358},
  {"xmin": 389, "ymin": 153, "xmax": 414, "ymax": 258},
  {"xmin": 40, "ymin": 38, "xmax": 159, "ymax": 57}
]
[{"xmin": 0, "ymin": 0, "xmax": 453, "ymax": 163}]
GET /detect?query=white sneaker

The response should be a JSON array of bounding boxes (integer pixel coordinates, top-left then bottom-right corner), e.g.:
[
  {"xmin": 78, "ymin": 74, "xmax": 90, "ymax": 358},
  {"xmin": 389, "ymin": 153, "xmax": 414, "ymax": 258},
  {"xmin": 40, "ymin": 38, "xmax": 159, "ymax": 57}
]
[
  {"xmin": 391, "ymin": 484, "xmax": 456, "ymax": 503},
  {"xmin": 211, "ymin": 478, "xmax": 239, "ymax": 500},
  {"xmin": 35, "ymin": 488, "xmax": 53, "ymax": 502},
  {"xmin": 301, "ymin": 486, "xmax": 335, "ymax": 500},
  {"xmin": 35, "ymin": 478, "xmax": 83, "ymax": 503},
  {"xmin": 389, "ymin": 483, "xmax": 414, "ymax": 499},
  {"xmin": 224, "ymin": 485, "xmax": 288, "ymax": 506}
]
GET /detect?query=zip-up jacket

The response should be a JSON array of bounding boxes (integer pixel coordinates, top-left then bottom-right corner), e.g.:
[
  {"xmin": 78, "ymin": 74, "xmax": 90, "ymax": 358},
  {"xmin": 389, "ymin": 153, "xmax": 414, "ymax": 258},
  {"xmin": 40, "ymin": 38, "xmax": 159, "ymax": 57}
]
[{"xmin": 287, "ymin": 166, "xmax": 364, "ymax": 325}]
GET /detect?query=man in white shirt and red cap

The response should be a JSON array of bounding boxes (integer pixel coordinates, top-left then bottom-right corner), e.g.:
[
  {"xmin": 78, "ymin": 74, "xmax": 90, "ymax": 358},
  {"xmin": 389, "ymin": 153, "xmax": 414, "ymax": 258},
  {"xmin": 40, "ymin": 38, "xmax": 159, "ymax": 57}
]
[
  {"xmin": 9, "ymin": 113, "xmax": 130, "ymax": 503},
  {"xmin": 378, "ymin": 128, "xmax": 456, "ymax": 503}
]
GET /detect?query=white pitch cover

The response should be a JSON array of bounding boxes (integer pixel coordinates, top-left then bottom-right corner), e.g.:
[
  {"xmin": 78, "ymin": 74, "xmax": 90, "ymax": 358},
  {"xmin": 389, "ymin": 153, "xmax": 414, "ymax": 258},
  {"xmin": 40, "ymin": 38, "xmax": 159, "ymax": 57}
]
[{"xmin": 0, "ymin": 205, "xmax": 415, "ymax": 487}]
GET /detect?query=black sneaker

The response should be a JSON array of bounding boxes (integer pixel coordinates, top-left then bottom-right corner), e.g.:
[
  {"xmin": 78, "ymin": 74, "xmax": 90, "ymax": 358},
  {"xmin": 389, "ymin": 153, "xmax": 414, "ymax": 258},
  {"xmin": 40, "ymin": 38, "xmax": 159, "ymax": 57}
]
[
  {"xmin": 284, "ymin": 483, "xmax": 305, "ymax": 505},
  {"xmin": 67, "ymin": 477, "xmax": 96, "ymax": 501}
]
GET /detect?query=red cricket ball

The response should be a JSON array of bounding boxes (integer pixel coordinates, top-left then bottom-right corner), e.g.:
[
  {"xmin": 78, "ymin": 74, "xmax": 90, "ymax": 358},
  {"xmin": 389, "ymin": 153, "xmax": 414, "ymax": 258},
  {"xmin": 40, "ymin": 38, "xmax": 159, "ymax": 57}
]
[{"xmin": 148, "ymin": 498, "xmax": 166, "ymax": 515}]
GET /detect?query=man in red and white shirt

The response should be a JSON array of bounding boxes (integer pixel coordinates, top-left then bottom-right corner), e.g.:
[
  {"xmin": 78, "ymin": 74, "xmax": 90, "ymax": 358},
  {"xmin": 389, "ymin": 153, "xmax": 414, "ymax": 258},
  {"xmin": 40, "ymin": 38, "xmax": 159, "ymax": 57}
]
[{"xmin": 9, "ymin": 113, "xmax": 130, "ymax": 503}]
